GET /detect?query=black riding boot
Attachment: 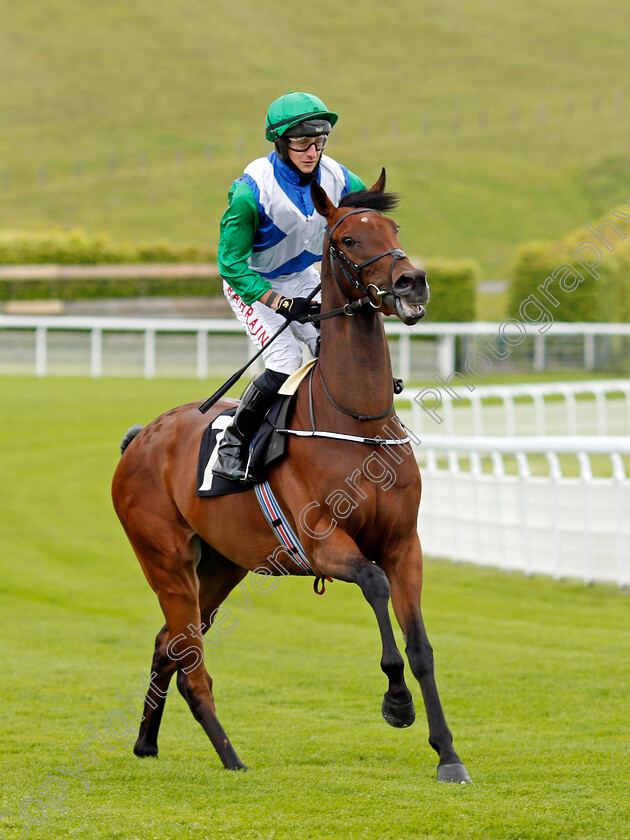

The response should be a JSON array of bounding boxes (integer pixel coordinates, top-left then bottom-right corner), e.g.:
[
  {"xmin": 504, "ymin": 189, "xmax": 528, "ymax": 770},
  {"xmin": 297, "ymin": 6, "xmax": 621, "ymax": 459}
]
[{"xmin": 212, "ymin": 381, "xmax": 275, "ymax": 481}]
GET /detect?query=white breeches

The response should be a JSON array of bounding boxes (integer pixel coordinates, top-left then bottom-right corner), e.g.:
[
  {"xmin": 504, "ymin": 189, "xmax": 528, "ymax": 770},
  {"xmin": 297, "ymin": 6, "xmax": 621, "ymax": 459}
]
[{"xmin": 223, "ymin": 270, "xmax": 321, "ymax": 375}]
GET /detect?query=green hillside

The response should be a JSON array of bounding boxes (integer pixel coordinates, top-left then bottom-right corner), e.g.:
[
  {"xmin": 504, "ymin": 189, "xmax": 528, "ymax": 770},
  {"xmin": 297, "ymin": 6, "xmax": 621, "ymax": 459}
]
[{"xmin": 1, "ymin": 0, "xmax": 630, "ymax": 276}]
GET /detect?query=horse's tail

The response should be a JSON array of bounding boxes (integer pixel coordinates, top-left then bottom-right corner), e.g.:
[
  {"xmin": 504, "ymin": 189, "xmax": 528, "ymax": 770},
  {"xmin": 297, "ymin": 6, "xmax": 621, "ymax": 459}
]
[{"xmin": 120, "ymin": 424, "xmax": 145, "ymax": 455}]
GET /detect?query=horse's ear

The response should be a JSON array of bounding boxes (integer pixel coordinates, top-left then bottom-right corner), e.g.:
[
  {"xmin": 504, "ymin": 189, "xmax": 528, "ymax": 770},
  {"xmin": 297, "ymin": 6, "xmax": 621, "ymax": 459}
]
[
  {"xmin": 311, "ymin": 180, "xmax": 336, "ymax": 221},
  {"xmin": 369, "ymin": 168, "xmax": 386, "ymax": 193}
]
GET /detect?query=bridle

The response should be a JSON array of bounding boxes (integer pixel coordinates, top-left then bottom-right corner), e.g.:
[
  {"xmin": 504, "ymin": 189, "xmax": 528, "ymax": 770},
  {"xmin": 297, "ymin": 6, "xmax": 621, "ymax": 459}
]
[
  {"xmin": 312, "ymin": 208, "xmax": 409, "ymax": 319},
  {"xmin": 328, "ymin": 208, "xmax": 408, "ymax": 311},
  {"xmin": 311, "ymin": 207, "xmax": 408, "ymax": 420}
]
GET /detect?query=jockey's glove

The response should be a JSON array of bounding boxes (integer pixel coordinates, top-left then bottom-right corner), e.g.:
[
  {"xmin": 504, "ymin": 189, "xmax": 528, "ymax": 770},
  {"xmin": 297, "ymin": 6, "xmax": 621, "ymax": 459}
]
[{"xmin": 276, "ymin": 296, "xmax": 320, "ymax": 322}]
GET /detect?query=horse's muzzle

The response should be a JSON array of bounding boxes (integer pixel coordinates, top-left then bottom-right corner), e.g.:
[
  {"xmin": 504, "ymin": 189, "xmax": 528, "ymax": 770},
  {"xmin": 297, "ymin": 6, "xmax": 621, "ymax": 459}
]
[
  {"xmin": 391, "ymin": 269, "xmax": 430, "ymax": 324},
  {"xmin": 393, "ymin": 268, "xmax": 430, "ymax": 304}
]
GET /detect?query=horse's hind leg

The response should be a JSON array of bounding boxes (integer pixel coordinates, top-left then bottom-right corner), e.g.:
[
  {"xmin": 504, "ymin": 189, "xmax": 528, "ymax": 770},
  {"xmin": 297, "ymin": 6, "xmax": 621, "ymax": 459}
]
[
  {"xmin": 123, "ymin": 514, "xmax": 247, "ymax": 769},
  {"xmin": 385, "ymin": 536, "xmax": 471, "ymax": 783},
  {"xmin": 134, "ymin": 543, "xmax": 247, "ymax": 759},
  {"xmin": 134, "ymin": 622, "xmax": 176, "ymax": 757}
]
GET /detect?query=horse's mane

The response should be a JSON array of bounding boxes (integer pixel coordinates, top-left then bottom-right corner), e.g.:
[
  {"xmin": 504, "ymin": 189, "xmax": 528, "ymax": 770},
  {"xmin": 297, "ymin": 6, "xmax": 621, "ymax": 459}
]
[{"xmin": 338, "ymin": 189, "xmax": 400, "ymax": 213}]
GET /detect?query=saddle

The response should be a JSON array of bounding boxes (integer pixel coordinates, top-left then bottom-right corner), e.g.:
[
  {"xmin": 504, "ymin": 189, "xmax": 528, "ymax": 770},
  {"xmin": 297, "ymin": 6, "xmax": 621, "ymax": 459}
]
[
  {"xmin": 196, "ymin": 360, "xmax": 407, "ymax": 498},
  {"xmin": 197, "ymin": 394, "xmax": 293, "ymax": 498}
]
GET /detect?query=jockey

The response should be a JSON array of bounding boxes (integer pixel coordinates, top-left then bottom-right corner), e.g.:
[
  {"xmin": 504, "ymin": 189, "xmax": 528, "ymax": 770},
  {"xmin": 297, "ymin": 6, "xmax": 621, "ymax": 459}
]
[{"xmin": 213, "ymin": 91, "xmax": 365, "ymax": 481}]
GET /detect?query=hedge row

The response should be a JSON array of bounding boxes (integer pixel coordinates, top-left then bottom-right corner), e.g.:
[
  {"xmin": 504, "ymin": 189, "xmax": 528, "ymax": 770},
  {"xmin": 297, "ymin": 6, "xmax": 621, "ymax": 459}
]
[
  {"xmin": 0, "ymin": 228, "xmax": 215, "ymax": 265},
  {"xmin": 0, "ymin": 228, "xmax": 479, "ymax": 318},
  {"xmin": 508, "ymin": 205, "xmax": 630, "ymax": 323},
  {"xmin": 0, "ymin": 275, "xmax": 224, "ymax": 302},
  {"xmin": 0, "ymin": 227, "xmax": 222, "ymax": 301},
  {"xmin": 422, "ymin": 258, "xmax": 480, "ymax": 322},
  {"xmin": 0, "ymin": 262, "xmax": 478, "ymax": 313}
]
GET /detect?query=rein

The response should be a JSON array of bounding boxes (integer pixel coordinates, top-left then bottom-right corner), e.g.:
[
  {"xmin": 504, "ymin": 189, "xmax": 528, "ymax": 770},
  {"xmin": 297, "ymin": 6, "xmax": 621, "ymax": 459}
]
[
  {"xmin": 276, "ymin": 369, "xmax": 412, "ymax": 446},
  {"xmin": 318, "ymin": 368, "xmax": 393, "ymax": 421},
  {"xmin": 308, "ymin": 293, "xmax": 374, "ymax": 322}
]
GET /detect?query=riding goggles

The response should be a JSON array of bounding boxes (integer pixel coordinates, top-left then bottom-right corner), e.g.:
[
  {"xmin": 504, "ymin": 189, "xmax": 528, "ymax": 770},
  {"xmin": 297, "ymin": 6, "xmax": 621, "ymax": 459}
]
[{"xmin": 285, "ymin": 135, "xmax": 328, "ymax": 152}]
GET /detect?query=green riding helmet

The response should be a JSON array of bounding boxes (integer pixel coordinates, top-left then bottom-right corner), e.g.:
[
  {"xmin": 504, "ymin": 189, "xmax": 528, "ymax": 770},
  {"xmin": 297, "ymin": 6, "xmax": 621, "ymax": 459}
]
[{"xmin": 265, "ymin": 91, "xmax": 339, "ymax": 141}]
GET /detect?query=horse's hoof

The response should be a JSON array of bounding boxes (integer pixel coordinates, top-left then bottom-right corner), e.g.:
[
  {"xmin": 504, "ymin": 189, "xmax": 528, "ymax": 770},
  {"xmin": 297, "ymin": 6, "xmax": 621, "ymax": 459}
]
[
  {"xmin": 133, "ymin": 741, "xmax": 158, "ymax": 758},
  {"xmin": 437, "ymin": 763, "xmax": 472, "ymax": 784},
  {"xmin": 381, "ymin": 694, "xmax": 416, "ymax": 728},
  {"xmin": 229, "ymin": 760, "xmax": 248, "ymax": 771}
]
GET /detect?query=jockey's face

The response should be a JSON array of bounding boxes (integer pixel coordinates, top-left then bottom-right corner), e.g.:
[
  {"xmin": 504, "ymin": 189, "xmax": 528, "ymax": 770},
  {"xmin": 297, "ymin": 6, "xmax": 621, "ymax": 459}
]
[{"xmin": 286, "ymin": 142, "xmax": 322, "ymax": 174}]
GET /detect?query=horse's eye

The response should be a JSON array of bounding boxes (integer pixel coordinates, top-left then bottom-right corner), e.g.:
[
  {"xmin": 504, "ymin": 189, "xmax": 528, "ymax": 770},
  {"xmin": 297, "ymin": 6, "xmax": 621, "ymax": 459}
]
[{"xmin": 341, "ymin": 236, "xmax": 354, "ymax": 247}]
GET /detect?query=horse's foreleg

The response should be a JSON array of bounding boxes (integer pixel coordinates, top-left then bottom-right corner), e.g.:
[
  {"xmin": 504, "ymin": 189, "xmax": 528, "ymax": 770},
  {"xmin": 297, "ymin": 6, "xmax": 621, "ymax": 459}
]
[
  {"xmin": 311, "ymin": 539, "xmax": 415, "ymax": 728},
  {"xmin": 385, "ymin": 537, "xmax": 471, "ymax": 783},
  {"xmin": 356, "ymin": 562, "xmax": 417, "ymax": 728}
]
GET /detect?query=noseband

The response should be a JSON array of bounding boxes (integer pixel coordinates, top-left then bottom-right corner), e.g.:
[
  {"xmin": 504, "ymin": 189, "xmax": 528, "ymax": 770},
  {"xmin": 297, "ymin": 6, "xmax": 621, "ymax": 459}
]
[{"xmin": 327, "ymin": 208, "xmax": 408, "ymax": 311}]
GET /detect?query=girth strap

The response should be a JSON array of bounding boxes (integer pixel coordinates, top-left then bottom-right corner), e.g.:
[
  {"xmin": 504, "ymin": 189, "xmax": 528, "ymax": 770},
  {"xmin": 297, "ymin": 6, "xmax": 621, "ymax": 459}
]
[
  {"xmin": 254, "ymin": 481, "xmax": 312, "ymax": 574},
  {"xmin": 254, "ymin": 482, "xmax": 332, "ymax": 596}
]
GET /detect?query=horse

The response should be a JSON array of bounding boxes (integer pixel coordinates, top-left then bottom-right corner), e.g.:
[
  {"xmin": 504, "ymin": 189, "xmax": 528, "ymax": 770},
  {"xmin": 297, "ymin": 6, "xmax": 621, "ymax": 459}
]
[{"xmin": 111, "ymin": 170, "xmax": 471, "ymax": 784}]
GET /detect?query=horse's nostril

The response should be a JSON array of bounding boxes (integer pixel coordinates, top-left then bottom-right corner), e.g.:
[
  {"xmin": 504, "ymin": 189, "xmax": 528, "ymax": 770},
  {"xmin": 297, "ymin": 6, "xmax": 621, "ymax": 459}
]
[
  {"xmin": 393, "ymin": 276, "xmax": 413, "ymax": 294},
  {"xmin": 394, "ymin": 269, "xmax": 428, "ymax": 296}
]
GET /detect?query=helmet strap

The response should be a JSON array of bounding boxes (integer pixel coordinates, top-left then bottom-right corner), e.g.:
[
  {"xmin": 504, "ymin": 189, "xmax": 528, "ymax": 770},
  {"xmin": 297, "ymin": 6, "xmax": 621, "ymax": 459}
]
[{"xmin": 274, "ymin": 139, "xmax": 291, "ymax": 165}]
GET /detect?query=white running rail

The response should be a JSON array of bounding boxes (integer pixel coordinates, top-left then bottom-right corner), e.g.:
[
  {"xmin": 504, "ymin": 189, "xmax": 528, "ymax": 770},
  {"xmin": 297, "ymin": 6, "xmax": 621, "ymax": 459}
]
[
  {"xmin": 414, "ymin": 435, "xmax": 630, "ymax": 587},
  {"xmin": 2, "ymin": 314, "xmax": 629, "ymax": 586},
  {"xmin": 398, "ymin": 380, "xmax": 630, "ymax": 438},
  {"xmin": 2, "ymin": 315, "xmax": 630, "ymax": 379}
]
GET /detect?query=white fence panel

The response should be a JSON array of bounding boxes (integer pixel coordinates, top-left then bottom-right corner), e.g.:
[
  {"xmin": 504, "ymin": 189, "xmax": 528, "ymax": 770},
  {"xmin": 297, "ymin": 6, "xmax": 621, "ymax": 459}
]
[
  {"xmin": 0, "ymin": 316, "xmax": 260, "ymax": 379},
  {"xmin": 399, "ymin": 380, "xmax": 630, "ymax": 438},
  {"xmin": 2, "ymin": 314, "xmax": 629, "ymax": 588},
  {"xmin": 416, "ymin": 436, "xmax": 630, "ymax": 587},
  {"xmin": 2, "ymin": 315, "xmax": 630, "ymax": 380}
]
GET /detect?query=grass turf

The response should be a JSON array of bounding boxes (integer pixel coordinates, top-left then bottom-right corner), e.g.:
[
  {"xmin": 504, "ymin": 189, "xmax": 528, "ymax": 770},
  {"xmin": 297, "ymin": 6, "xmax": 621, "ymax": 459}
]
[{"xmin": 1, "ymin": 375, "xmax": 628, "ymax": 840}]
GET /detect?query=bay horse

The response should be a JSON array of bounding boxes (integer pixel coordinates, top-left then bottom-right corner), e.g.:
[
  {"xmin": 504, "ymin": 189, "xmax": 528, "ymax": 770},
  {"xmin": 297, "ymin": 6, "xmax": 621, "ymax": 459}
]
[{"xmin": 111, "ymin": 170, "xmax": 471, "ymax": 784}]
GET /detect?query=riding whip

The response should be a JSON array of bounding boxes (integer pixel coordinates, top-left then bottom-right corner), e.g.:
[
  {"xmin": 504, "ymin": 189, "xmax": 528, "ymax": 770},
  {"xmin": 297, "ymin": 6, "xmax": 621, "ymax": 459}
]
[{"xmin": 198, "ymin": 283, "xmax": 321, "ymax": 414}]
